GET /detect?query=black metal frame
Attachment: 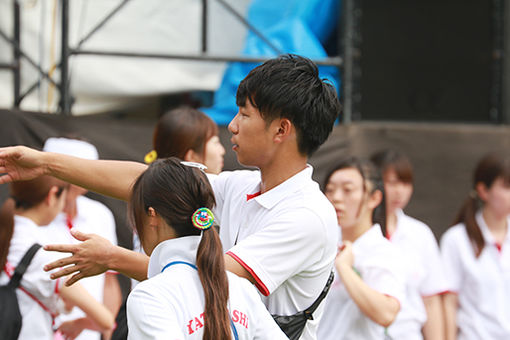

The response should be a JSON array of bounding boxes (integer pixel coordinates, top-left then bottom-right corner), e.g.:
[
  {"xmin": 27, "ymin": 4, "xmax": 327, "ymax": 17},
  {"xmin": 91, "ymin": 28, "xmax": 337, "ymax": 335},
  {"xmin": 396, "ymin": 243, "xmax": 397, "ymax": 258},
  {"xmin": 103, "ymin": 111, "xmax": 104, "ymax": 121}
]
[
  {"xmin": 15, "ymin": 0, "xmax": 510, "ymax": 125},
  {"xmin": 0, "ymin": 0, "xmax": 346, "ymax": 119}
]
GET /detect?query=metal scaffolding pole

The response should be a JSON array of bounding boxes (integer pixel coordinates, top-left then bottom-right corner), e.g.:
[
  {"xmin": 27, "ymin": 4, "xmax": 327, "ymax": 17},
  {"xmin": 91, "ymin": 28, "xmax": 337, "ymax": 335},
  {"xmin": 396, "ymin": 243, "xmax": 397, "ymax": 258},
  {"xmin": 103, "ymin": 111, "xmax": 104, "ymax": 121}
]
[
  {"xmin": 59, "ymin": 0, "xmax": 71, "ymax": 114},
  {"xmin": 342, "ymin": 0, "xmax": 355, "ymax": 124},
  {"xmin": 13, "ymin": 0, "xmax": 21, "ymax": 108}
]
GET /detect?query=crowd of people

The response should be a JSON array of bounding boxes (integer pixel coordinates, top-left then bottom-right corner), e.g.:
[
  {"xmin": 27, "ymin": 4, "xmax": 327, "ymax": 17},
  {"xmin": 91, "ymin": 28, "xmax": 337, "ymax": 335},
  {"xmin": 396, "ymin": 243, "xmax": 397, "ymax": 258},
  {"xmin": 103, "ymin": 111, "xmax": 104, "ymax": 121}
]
[{"xmin": 0, "ymin": 54, "xmax": 509, "ymax": 340}]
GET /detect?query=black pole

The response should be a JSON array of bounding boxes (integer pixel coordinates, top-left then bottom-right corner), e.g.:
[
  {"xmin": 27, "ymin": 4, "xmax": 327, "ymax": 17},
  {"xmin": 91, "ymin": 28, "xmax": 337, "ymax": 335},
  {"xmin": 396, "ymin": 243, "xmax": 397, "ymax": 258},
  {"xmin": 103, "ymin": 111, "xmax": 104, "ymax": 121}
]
[
  {"xmin": 202, "ymin": 0, "xmax": 207, "ymax": 53},
  {"xmin": 60, "ymin": 0, "xmax": 71, "ymax": 115},
  {"xmin": 13, "ymin": 0, "xmax": 21, "ymax": 108},
  {"xmin": 342, "ymin": 0, "xmax": 354, "ymax": 124},
  {"xmin": 490, "ymin": 0, "xmax": 504, "ymax": 123}
]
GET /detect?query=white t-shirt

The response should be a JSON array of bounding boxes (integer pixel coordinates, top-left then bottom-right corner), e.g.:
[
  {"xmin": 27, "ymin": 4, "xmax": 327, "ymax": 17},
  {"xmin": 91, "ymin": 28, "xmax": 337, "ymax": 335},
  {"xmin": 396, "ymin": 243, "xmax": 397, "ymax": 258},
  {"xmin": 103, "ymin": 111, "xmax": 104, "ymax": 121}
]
[
  {"xmin": 208, "ymin": 166, "xmax": 338, "ymax": 340},
  {"xmin": 386, "ymin": 210, "xmax": 449, "ymax": 340},
  {"xmin": 440, "ymin": 211, "xmax": 510, "ymax": 340},
  {"xmin": 0, "ymin": 216, "xmax": 65, "ymax": 340},
  {"xmin": 126, "ymin": 236, "xmax": 288, "ymax": 340},
  {"xmin": 44, "ymin": 196, "xmax": 118, "ymax": 340},
  {"xmin": 317, "ymin": 224, "xmax": 406, "ymax": 340}
]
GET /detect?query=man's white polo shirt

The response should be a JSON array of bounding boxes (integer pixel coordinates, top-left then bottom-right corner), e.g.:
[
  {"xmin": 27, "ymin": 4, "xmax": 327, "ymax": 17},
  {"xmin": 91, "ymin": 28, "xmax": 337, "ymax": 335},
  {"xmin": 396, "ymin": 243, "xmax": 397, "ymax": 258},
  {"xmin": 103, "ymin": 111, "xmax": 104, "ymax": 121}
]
[
  {"xmin": 208, "ymin": 165, "xmax": 338, "ymax": 340},
  {"xmin": 441, "ymin": 211, "xmax": 510, "ymax": 340},
  {"xmin": 386, "ymin": 209, "xmax": 448, "ymax": 340}
]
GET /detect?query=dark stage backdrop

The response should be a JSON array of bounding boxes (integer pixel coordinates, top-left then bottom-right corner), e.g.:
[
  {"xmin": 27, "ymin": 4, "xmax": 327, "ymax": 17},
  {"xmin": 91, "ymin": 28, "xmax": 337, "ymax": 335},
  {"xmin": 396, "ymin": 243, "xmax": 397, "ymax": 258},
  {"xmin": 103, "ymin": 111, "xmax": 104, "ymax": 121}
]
[{"xmin": 1, "ymin": 109, "xmax": 510, "ymax": 254}]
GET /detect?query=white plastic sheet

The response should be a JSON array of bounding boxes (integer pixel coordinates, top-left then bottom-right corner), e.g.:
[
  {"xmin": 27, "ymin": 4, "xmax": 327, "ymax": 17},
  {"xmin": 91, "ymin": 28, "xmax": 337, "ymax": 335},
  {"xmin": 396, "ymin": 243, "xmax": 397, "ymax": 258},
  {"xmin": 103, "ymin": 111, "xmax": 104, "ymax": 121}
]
[{"xmin": 0, "ymin": 0, "xmax": 250, "ymax": 114}]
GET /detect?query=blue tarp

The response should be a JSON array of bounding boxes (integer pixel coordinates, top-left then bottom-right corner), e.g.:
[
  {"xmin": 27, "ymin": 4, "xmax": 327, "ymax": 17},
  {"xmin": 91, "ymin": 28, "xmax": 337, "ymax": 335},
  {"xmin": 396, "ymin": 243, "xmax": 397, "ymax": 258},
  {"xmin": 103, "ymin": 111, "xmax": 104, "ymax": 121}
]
[{"xmin": 202, "ymin": 0, "xmax": 341, "ymax": 125}]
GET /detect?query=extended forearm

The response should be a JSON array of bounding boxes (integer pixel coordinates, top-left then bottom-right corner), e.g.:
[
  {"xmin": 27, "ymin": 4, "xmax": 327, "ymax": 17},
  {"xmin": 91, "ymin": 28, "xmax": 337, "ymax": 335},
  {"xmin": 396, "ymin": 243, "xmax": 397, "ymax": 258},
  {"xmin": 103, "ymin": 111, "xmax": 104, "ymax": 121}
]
[
  {"xmin": 109, "ymin": 246, "xmax": 149, "ymax": 282},
  {"xmin": 338, "ymin": 263, "xmax": 400, "ymax": 327},
  {"xmin": 45, "ymin": 152, "xmax": 147, "ymax": 201}
]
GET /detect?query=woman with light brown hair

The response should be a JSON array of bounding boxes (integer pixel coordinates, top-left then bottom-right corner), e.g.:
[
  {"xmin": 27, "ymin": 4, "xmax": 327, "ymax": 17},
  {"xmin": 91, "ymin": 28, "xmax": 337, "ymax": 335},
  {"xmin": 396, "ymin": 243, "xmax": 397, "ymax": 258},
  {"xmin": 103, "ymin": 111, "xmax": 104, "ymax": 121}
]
[{"xmin": 146, "ymin": 106, "xmax": 225, "ymax": 174}]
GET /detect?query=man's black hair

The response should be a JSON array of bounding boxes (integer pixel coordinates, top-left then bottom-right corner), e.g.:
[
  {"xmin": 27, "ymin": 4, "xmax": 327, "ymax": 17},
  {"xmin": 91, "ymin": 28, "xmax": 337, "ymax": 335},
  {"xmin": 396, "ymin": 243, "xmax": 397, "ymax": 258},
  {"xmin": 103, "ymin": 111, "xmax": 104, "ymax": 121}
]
[{"xmin": 236, "ymin": 54, "xmax": 341, "ymax": 156}]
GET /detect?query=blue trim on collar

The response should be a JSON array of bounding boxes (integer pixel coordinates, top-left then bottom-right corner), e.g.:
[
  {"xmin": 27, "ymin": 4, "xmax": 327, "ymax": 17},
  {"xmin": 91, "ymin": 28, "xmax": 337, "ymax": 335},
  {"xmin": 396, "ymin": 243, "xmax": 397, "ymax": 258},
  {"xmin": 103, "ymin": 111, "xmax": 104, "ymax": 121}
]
[{"xmin": 161, "ymin": 261, "xmax": 197, "ymax": 273}]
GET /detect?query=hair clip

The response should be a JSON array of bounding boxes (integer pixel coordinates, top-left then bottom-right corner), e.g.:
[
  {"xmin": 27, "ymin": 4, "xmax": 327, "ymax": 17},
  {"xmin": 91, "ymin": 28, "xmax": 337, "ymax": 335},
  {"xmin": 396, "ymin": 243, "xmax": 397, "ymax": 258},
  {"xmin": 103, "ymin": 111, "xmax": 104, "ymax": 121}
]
[
  {"xmin": 180, "ymin": 161, "xmax": 208, "ymax": 172},
  {"xmin": 144, "ymin": 150, "xmax": 158, "ymax": 164},
  {"xmin": 191, "ymin": 207, "xmax": 214, "ymax": 230}
]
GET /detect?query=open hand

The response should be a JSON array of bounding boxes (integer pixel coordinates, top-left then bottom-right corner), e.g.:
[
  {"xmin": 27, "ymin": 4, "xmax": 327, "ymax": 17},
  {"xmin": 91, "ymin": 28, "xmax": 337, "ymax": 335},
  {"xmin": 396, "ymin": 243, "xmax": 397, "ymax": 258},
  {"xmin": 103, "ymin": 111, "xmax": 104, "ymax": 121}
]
[
  {"xmin": 0, "ymin": 146, "xmax": 48, "ymax": 184},
  {"xmin": 44, "ymin": 229, "xmax": 114, "ymax": 286}
]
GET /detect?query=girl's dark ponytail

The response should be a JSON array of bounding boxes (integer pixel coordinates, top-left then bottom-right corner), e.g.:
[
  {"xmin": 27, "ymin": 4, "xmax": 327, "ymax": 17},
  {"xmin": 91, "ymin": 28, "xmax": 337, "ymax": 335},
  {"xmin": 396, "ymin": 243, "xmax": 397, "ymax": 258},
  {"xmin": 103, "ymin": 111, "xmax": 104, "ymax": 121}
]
[
  {"xmin": 451, "ymin": 153, "xmax": 510, "ymax": 257},
  {"xmin": 130, "ymin": 158, "xmax": 231, "ymax": 340},
  {"xmin": 452, "ymin": 193, "xmax": 484, "ymax": 257},
  {"xmin": 372, "ymin": 186, "xmax": 387, "ymax": 238},
  {"xmin": 196, "ymin": 227, "xmax": 231, "ymax": 340}
]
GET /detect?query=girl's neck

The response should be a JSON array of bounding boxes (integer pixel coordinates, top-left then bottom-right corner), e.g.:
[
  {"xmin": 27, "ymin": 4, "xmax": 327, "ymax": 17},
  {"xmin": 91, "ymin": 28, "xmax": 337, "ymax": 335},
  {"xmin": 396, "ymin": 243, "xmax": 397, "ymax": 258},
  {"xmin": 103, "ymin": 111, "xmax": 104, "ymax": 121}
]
[
  {"xmin": 482, "ymin": 207, "xmax": 508, "ymax": 243},
  {"xmin": 15, "ymin": 209, "xmax": 45, "ymax": 226},
  {"xmin": 342, "ymin": 221, "xmax": 372, "ymax": 243}
]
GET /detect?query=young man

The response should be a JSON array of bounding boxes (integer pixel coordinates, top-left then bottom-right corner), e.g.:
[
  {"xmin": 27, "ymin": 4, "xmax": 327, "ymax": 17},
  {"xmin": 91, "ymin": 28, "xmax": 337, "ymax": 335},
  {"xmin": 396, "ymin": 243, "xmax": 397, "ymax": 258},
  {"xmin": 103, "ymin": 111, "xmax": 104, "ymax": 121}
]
[{"xmin": 0, "ymin": 54, "xmax": 341, "ymax": 340}]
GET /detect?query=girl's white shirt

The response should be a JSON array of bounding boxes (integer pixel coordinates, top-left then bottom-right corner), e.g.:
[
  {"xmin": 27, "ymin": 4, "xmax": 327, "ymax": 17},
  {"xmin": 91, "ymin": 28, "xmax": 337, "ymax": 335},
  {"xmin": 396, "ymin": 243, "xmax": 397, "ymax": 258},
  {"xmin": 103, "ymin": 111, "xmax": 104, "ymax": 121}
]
[
  {"xmin": 0, "ymin": 215, "xmax": 64, "ymax": 340},
  {"xmin": 387, "ymin": 209, "xmax": 449, "ymax": 340},
  {"xmin": 126, "ymin": 236, "xmax": 288, "ymax": 340},
  {"xmin": 317, "ymin": 224, "xmax": 406, "ymax": 340},
  {"xmin": 441, "ymin": 211, "xmax": 510, "ymax": 340}
]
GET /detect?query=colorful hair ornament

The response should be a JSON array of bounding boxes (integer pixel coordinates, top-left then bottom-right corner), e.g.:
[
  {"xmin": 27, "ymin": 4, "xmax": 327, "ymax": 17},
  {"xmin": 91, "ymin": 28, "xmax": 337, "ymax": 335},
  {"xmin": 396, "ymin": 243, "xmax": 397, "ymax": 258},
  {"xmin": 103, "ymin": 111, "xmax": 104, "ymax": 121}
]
[
  {"xmin": 191, "ymin": 207, "xmax": 214, "ymax": 230},
  {"xmin": 144, "ymin": 150, "xmax": 158, "ymax": 164}
]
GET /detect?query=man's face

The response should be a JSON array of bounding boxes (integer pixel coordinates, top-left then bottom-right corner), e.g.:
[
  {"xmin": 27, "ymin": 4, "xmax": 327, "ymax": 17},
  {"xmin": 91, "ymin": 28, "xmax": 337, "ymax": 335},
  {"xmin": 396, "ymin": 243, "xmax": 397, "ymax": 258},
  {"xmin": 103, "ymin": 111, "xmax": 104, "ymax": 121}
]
[{"xmin": 228, "ymin": 99, "xmax": 276, "ymax": 168}]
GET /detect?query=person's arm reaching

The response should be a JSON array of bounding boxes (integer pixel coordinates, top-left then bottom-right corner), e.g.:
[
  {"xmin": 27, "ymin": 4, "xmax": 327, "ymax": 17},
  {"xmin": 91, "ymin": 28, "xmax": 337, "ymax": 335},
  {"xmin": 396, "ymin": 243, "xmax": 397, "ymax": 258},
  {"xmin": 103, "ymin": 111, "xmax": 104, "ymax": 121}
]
[
  {"xmin": 0, "ymin": 145, "xmax": 147, "ymax": 201},
  {"xmin": 44, "ymin": 229, "xmax": 149, "ymax": 284}
]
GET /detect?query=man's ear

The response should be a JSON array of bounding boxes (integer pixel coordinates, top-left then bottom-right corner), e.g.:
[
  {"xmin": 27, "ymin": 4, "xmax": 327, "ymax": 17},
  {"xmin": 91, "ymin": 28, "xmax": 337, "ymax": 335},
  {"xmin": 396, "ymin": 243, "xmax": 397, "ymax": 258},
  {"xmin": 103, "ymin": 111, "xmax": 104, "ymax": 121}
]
[{"xmin": 273, "ymin": 118, "xmax": 293, "ymax": 144}]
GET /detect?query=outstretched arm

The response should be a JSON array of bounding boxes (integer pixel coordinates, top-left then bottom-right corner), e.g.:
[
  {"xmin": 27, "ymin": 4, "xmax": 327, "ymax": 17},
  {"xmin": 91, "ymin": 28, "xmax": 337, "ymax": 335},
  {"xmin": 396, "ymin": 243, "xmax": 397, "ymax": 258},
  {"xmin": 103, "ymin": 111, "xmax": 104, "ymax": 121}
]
[
  {"xmin": 44, "ymin": 229, "xmax": 149, "ymax": 284},
  {"xmin": 0, "ymin": 146, "xmax": 147, "ymax": 201}
]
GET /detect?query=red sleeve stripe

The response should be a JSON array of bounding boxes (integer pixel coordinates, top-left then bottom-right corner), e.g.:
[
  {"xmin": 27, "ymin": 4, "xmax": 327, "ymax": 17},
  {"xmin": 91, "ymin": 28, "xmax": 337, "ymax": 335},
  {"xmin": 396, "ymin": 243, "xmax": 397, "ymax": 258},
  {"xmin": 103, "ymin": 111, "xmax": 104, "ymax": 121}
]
[
  {"xmin": 422, "ymin": 290, "xmax": 452, "ymax": 298},
  {"xmin": 226, "ymin": 251, "xmax": 270, "ymax": 296}
]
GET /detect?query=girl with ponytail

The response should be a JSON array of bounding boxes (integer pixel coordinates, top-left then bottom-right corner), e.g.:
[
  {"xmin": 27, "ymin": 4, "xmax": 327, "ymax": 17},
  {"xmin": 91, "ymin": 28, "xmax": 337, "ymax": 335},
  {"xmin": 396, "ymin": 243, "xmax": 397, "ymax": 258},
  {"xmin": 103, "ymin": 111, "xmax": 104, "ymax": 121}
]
[
  {"xmin": 441, "ymin": 153, "xmax": 510, "ymax": 340},
  {"xmin": 317, "ymin": 156, "xmax": 405, "ymax": 340},
  {"xmin": 126, "ymin": 157, "xmax": 287, "ymax": 340}
]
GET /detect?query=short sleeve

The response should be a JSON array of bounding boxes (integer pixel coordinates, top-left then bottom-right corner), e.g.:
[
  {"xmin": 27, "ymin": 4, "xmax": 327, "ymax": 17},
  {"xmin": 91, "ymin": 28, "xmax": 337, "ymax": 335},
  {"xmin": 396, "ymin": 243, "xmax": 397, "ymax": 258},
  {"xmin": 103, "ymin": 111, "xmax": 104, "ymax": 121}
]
[
  {"xmin": 227, "ymin": 208, "xmax": 326, "ymax": 296},
  {"xmin": 418, "ymin": 228, "xmax": 449, "ymax": 296},
  {"xmin": 362, "ymin": 255, "xmax": 406, "ymax": 305},
  {"xmin": 440, "ymin": 228, "xmax": 463, "ymax": 293},
  {"xmin": 127, "ymin": 286, "xmax": 184, "ymax": 340}
]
